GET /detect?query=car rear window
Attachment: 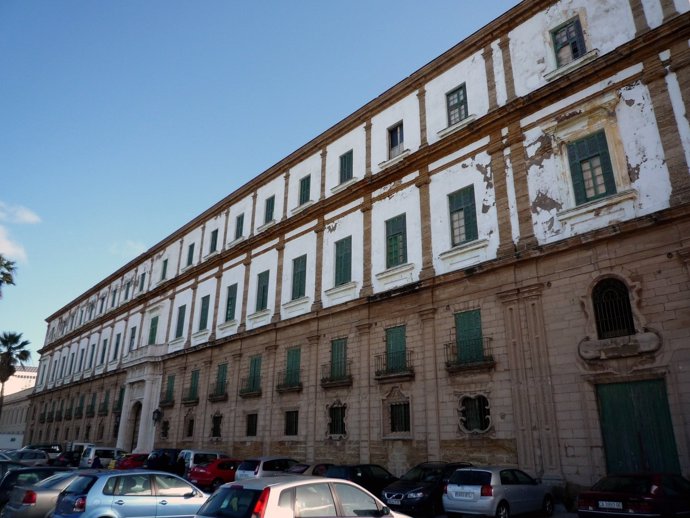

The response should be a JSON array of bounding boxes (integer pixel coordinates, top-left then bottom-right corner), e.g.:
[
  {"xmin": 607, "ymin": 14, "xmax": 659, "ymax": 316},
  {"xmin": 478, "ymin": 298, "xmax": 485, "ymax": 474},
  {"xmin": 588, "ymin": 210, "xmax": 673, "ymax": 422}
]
[
  {"xmin": 64, "ymin": 475, "xmax": 97, "ymax": 495},
  {"xmin": 195, "ymin": 453, "xmax": 218, "ymax": 465},
  {"xmin": 36, "ymin": 471, "xmax": 76, "ymax": 488},
  {"xmin": 326, "ymin": 466, "xmax": 348, "ymax": 479},
  {"xmin": 592, "ymin": 475, "xmax": 652, "ymax": 494},
  {"xmin": 449, "ymin": 470, "xmax": 492, "ymax": 486},
  {"xmin": 237, "ymin": 460, "xmax": 259, "ymax": 472},
  {"xmin": 196, "ymin": 485, "xmax": 261, "ymax": 518}
]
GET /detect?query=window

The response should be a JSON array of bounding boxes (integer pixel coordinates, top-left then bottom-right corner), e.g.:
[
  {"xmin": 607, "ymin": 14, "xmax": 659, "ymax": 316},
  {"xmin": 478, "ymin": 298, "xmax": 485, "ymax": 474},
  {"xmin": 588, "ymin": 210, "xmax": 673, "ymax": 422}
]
[
  {"xmin": 112, "ymin": 333, "xmax": 121, "ymax": 361},
  {"xmin": 148, "ymin": 316, "xmax": 158, "ymax": 345},
  {"xmin": 390, "ymin": 402, "xmax": 410, "ymax": 433},
  {"xmin": 99, "ymin": 339, "xmax": 107, "ymax": 365},
  {"xmin": 211, "ymin": 414, "xmax": 222, "ymax": 438},
  {"xmin": 328, "ymin": 404, "xmax": 346, "ymax": 435},
  {"xmin": 78, "ymin": 349, "xmax": 85, "ymax": 371},
  {"xmin": 285, "ymin": 410, "xmax": 298, "ymax": 436},
  {"xmin": 264, "ymin": 195, "xmax": 275, "ymax": 224},
  {"xmin": 552, "ymin": 18, "xmax": 586, "ymax": 67},
  {"xmin": 139, "ymin": 272, "xmax": 146, "ymax": 292},
  {"xmin": 235, "ymin": 213, "xmax": 244, "ymax": 240},
  {"xmin": 214, "ymin": 363, "xmax": 228, "ymax": 396},
  {"xmin": 449, "ymin": 185, "xmax": 478, "ymax": 246},
  {"xmin": 334, "ymin": 236, "xmax": 352, "ymax": 286},
  {"xmin": 111, "ymin": 289, "xmax": 117, "ymax": 308},
  {"xmin": 568, "ymin": 130, "xmax": 616, "ymax": 205},
  {"xmin": 222, "ymin": 284, "xmax": 238, "ymax": 322},
  {"xmin": 455, "ymin": 309, "xmax": 485, "ymax": 364},
  {"xmin": 460, "ymin": 395, "xmax": 491, "ymax": 433},
  {"xmin": 128, "ymin": 326, "xmax": 137, "ymax": 351},
  {"xmin": 99, "ymin": 297, "xmax": 105, "ymax": 314},
  {"xmin": 186, "ymin": 416, "xmax": 195, "ymax": 437},
  {"xmin": 88, "ymin": 344, "xmax": 95, "ymax": 369},
  {"xmin": 299, "ymin": 175, "xmax": 311, "ymax": 205},
  {"xmin": 186, "ymin": 243, "xmax": 195, "ymax": 267},
  {"xmin": 247, "ymin": 355, "xmax": 261, "ymax": 393},
  {"xmin": 385, "ymin": 214, "xmax": 407, "ymax": 268},
  {"xmin": 246, "ymin": 413, "xmax": 258, "ymax": 436},
  {"xmin": 256, "ymin": 270, "xmax": 270, "ymax": 311},
  {"xmin": 339, "ymin": 150, "xmax": 353, "ymax": 184},
  {"xmin": 124, "ymin": 281, "xmax": 131, "ymax": 300},
  {"xmin": 175, "ymin": 305, "xmax": 186, "ymax": 339},
  {"xmin": 209, "ymin": 229, "xmax": 218, "ymax": 254},
  {"xmin": 285, "ymin": 347, "xmax": 301, "ymax": 387},
  {"xmin": 388, "ymin": 122, "xmax": 404, "ymax": 159},
  {"xmin": 592, "ymin": 278, "xmax": 635, "ymax": 339},
  {"xmin": 330, "ymin": 338, "xmax": 347, "ymax": 380},
  {"xmin": 385, "ymin": 326, "xmax": 407, "ymax": 373},
  {"xmin": 291, "ymin": 255, "xmax": 307, "ymax": 300},
  {"xmin": 199, "ymin": 295, "xmax": 210, "ymax": 331},
  {"xmin": 164, "ymin": 375, "xmax": 175, "ymax": 403},
  {"xmin": 189, "ymin": 369, "xmax": 200, "ymax": 400},
  {"xmin": 161, "ymin": 259, "xmax": 168, "ymax": 281},
  {"xmin": 447, "ymin": 84, "xmax": 468, "ymax": 126}
]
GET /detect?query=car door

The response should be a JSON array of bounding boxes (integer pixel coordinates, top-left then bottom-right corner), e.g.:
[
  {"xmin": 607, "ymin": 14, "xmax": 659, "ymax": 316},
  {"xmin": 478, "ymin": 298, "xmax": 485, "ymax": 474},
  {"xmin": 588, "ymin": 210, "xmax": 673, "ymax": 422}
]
[
  {"xmin": 111, "ymin": 473, "xmax": 157, "ymax": 518},
  {"xmin": 512, "ymin": 469, "xmax": 543, "ymax": 513},
  {"xmin": 331, "ymin": 481, "xmax": 387, "ymax": 517},
  {"xmin": 153, "ymin": 473, "xmax": 206, "ymax": 518}
]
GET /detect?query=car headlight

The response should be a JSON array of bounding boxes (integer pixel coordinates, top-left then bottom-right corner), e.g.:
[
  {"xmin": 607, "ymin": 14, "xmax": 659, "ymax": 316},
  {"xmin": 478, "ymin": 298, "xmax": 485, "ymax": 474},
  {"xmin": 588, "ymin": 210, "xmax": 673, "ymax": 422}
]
[{"xmin": 406, "ymin": 491, "xmax": 428, "ymax": 499}]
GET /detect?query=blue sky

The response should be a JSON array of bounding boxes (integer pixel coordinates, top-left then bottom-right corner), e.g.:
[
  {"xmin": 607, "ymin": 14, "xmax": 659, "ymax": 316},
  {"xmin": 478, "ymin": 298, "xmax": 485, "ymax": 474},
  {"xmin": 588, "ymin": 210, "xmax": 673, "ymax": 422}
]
[{"xmin": 0, "ymin": 1, "xmax": 519, "ymax": 362}]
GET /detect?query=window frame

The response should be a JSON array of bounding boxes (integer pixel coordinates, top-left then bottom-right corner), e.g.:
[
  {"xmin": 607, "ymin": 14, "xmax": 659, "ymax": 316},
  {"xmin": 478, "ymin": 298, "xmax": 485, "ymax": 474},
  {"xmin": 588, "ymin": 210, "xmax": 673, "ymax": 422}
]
[
  {"xmin": 175, "ymin": 305, "xmax": 186, "ymax": 339},
  {"xmin": 567, "ymin": 129, "xmax": 617, "ymax": 205},
  {"xmin": 209, "ymin": 229, "xmax": 218, "ymax": 254},
  {"xmin": 298, "ymin": 175, "xmax": 311, "ymax": 206},
  {"xmin": 255, "ymin": 270, "xmax": 270, "ymax": 311},
  {"xmin": 339, "ymin": 150, "xmax": 354, "ymax": 184},
  {"xmin": 385, "ymin": 214, "xmax": 407, "ymax": 269},
  {"xmin": 446, "ymin": 84, "xmax": 468, "ymax": 127},
  {"xmin": 264, "ymin": 195, "xmax": 275, "ymax": 224},
  {"xmin": 285, "ymin": 410, "xmax": 299, "ymax": 436},
  {"xmin": 448, "ymin": 185, "xmax": 478, "ymax": 247},
  {"xmin": 198, "ymin": 295, "xmax": 210, "ymax": 331},
  {"xmin": 388, "ymin": 121, "xmax": 405, "ymax": 159},
  {"xmin": 186, "ymin": 243, "xmax": 195, "ymax": 267},
  {"xmin": 225, "ymin": 284, "xmax": 238, "ymax": 322},
  {"xmin": 552, "ymin": 17, "xmax": 586, "ymax": 68},
  {"xmin": 234, "ymin": 213, "xmax": 244, "ymax": 240},
  {"xmin": 291, "ymin": 255, "xmax": 307, "ymax": 300},
  {"xmin": 334, "ymin": 236, "xmax": 352, "ymax": 286}
]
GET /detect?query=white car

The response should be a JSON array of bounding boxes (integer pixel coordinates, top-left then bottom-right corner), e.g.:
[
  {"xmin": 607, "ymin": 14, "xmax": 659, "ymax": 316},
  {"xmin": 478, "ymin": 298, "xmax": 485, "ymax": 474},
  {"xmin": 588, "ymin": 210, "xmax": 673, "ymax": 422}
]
[{"xmin": 195, "ymin": 475, "xmax": 413, "ymax": 518}]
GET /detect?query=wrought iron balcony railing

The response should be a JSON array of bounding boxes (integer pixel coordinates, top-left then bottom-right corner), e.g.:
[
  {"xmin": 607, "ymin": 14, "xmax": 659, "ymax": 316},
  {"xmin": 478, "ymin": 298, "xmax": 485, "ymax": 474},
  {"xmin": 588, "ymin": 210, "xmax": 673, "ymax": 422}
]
[
  {"xmin": 276, "ymin": 369, "xmax": 302, "ymax": 393},
  {"xmin": 239, "ymin": 376, "xmax": 261, "ymax": 398},
  {"xmin": 320, "ymin": 360, "xmax": 353, "ymax": 388},
  {"xmin": 374, "ymin": 350, "xmax": 414, "ymax": 379},
  {"xmin": 208, "ymin": 381, "xmax": 228, "ymax": 402},
  {"xmin": 444, "ymin": 338, "xmax": 495, "ymax": 373}
]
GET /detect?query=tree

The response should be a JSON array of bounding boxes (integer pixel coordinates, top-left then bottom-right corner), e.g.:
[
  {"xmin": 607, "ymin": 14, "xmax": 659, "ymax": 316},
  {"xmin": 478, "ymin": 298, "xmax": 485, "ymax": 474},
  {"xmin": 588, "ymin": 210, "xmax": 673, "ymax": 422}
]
[
  {"xmin": 0, "ymin": 332, "xmax": 31, "ymax": 423},
  {"xmin": 0, "ymin": 255, "xmax": 16, "ymax": 299}
]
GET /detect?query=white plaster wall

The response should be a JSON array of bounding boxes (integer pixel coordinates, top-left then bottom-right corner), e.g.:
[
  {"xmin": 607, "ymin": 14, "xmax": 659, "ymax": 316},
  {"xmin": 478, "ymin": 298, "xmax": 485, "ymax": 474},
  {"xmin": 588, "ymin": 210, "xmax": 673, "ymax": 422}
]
[
  {"xmin": 322, "ymin": 210, "xmax": 364, "ymax": 308},
  {"xmin": 246, "ymin": 249, "xmax": 278, "ymax": 329},
  {"xmin": 227, "ymin": 194, "xmax": 253, "ymax": 244},
  {"xmin": 666, "ymin": 66, "xmax": 690, "ymax": 173},
  {"xmin": 641, "ymin": 0, "xmax": 664, "ymax": 28},
  {"xmin": 425, "ymin": 50, "xmax": 488, "ymax": 146},
  {"xmin": 153, "ymin": 242, "xmax": 180, "ymax": 286},
  {"xmin": 325, "ymin": 125, "xmax": 366, "ymax": 196},
  {"xmin": 191, "ymin": 276, "xmax": 216, "ymax": 347},
  {"xmin": 124, "ymin": 312, "xmax": 142, "ymax": 353},
  {"xmin": 510, "ymin": 0, "xmax": 637, "ymax": 97},
  {"xmin": 371, "ymin": 93, "xmax": 420, "ymax": 173},
  {"xmin": 429, "ymin": 150, "xmax": 499, "ymax": 275},
  {"xmin": 288, "ymin": 152, "xmax": 320, "ymax": 213},
  {"xmin": 676, "ymin": 0, "xmax": 690, "ymax": 14},
  {"xmin": 216, "ymin": 262, "xmax": 245, "ymax": 338},
  {"xmin": 370, "ymin": 185, "xmax": 422, "ymax": 293},
  {"xmin": 254, "ymin": 176, "xmax": 284, "ymax": 233},
  {"xmin": 280, "ymin": 232, "xmax": 317, "ymax": 318}
]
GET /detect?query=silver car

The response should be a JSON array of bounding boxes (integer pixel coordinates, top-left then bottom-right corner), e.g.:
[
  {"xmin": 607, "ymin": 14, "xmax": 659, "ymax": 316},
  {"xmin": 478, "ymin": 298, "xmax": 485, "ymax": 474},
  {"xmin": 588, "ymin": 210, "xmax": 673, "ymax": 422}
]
[
  {"xmin": 52, "ymin": 470, "xmax": 208, "ymax": 518},
  {"xmin": 1, "ymin": 471, "xmax": 79, "ymax": 518},
  {"xmin": 442, "ymin": 467, "xmax": 553, "ymax": 518},
  {"xmin": 234, "ymin": 456, "xmax": 298, "ymax": 481}
]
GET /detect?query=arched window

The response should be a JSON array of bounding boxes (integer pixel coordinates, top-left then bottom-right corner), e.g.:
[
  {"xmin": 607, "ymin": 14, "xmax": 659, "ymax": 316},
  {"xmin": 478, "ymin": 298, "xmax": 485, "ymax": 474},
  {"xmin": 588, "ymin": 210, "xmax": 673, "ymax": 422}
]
[{"xmin": 592, "ymin": 278, "xmax": 635, "ymax": 339}]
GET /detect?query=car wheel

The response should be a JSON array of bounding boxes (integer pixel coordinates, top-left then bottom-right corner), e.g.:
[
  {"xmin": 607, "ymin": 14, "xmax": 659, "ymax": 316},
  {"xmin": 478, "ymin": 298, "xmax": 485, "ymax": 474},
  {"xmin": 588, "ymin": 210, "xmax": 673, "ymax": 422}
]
[
  {"xmin": 211, "ymin": 478, "xmax": 224, "ymax": 491},
  {"xmin": 496, "ymin": 502, "xmax": 510, "ymax": 518},
  {"xmin": 542, "ymin": 496, "xmax": 554, "ymax": 517}
]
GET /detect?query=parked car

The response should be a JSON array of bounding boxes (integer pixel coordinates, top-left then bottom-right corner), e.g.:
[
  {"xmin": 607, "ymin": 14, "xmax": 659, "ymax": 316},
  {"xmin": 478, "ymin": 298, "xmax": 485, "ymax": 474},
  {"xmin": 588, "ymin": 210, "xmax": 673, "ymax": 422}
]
[
  {"xmin": 285, "ymin": 462, "xmax": 333, "ymax": 476},
  {"xmin": 52, "ymin": 470, "xmax": 208, "ymax": 518},
  {"xmin": 0, "ymin": 461, "xmax": 26, "ymax": 481},
  {"xmin": 234, "ymin": 456, "xmax": 299, "ymax": 481},
  {"xmin": 0, "ymin": 470, "xmax": 79, "ymax": 518},
  {"xmin": 382, "ymin": 461, "xmax": 473, "ymax": 517},
  {"xmin": 178, "ymin": 450, "xmax": 228, "ymax": 478},
  {"xmin": 326, "ymin": 464, "xmax": 399, "ymax": 497},
  {"xmin": 20, "ymin": 444, "xmax": 63, "ymax": 464},
  {"xmin": 188, "ymin": 458, "xmax": 242, "ymax": 491},
  {"xmin": 113, "ymin": 453, "xmax": 149, "ymax": 470},
  {"xmin": 53, "ymin": 452, "xmax": 80, "ymax": 467},
  {"xmin": 143, "ymin": 448, "xmax": 182, "ymax": 473},
  {"xmin": 194, "ymin": 475, "xmax": 413, "ymax": 518},
  {"xmin": 442, "ymin": 466, "xmax": 553, "ymax": 518},
  {"xmin": 577, "ymin": 472, "xmax": 690, "ymax": 518},
  {"xmin": 0, "ymin": 467, "xmax": 75, "ymax": 510},
  {"xmin": 78, "ymin": 446, "xmax": 127, "ymax": 469},
  {"xmin": 4, "ymin": 450, "xmax": 49, "ymax": 467}
]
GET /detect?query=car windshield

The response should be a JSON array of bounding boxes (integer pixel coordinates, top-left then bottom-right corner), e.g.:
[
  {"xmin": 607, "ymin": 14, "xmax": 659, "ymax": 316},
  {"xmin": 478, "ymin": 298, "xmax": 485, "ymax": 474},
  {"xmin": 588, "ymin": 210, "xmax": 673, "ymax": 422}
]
[
  {"xmin": 197, "ymin": 486, "xmax": 261, "ymax": 518},
  {"xmin": 592, "ymin": 475, "xmax": 653, "ymax": 494},
  {"xmin": 64, "ymin": 475, "xmax": 97, "ymax": 495},
  {"xmin": 286, "ymin": 464, "xmax": 310, "ymax": 474},
  {"xmin": 449, "ymin": 470, "xmax": 491, "ymax": 486},
  {"xmin": 401, "ymin": 465, "xmax": 444, "ymax": 482}
]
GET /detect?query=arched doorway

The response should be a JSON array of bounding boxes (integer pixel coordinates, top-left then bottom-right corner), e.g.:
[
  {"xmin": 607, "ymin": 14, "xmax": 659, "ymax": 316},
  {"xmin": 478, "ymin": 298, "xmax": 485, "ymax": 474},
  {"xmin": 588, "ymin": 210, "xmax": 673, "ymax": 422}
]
[{"xmin": 129, "ymin": 402, "xmax": 142, "ymax": 452}]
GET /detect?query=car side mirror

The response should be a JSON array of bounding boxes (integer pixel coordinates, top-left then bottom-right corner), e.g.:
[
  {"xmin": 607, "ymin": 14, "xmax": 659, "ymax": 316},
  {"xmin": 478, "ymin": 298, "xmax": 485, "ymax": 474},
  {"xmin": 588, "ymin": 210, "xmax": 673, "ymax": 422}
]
[
  {"xmin": 379, "ymin": 506, "xmax": 391, "ymax": 516},
  {"xmin": 184, "ymin": 491, "xmax": 196, "ymax": 499}
]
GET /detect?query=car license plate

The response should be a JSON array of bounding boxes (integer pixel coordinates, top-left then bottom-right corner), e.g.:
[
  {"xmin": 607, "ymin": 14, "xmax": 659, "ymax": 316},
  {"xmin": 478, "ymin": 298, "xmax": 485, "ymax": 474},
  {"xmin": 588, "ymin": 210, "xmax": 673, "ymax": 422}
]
[
  {"xmin": 455, "ymin": 491, "xmax": 474, "ymax": 499},
  {"xmin": 599, "ymin": 501, "xmax": 623, "ymax": 510},
  {"xmin": 388, "ymin": 499, "xmax": 401, "ymax": 505}
]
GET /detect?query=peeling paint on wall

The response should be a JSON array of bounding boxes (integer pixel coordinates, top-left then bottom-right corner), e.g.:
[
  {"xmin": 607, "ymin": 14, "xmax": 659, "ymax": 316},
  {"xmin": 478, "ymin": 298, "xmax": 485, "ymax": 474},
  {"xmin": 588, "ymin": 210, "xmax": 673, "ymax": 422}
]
[
  {"xmin": 531, "ymin": 190, "xmax": 563, "ymax": 214},
  {"xmin": 526, "ymin": 134, "xmax": 554, "ymax": 170}
]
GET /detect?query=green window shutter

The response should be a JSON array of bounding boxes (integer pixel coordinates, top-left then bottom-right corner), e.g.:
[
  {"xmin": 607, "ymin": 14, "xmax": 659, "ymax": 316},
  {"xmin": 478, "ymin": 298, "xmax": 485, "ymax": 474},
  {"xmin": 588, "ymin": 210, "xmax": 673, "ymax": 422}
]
[
  {"xmin": 567, "ymin": 141, "xmax": 587, "ymax": 205},
  {"xmin": 256, "ymin": 271, "xmax": 270, "ymax": 311},
  {"xmin": 386, "ymin": 326, "xmax": 406, "ymax": 372},
  {"xmin": 148, "ymin": 316, "xmax": 158, "ymax": 345},
  {"xmin": 339, "ymin": 150, "xmax": 353, "ymax": 183},
  {"xmin": 187, "ymin": 243, "xmax": 195, "ymax": 266},
  {"xmin": 568, "ymin": 130, "xmax": 616, "ymax": 205},
  {"xmin": 286, "ymin": 348, "xmax": 301, "ymax": 385},
  {"xmin": 385, "ymin": 214, "xmax": 407, "ymax": 268},
  {"xmin": 455, "ymin": 310, "xmax": 483, "ymax": 363},
  {"xmin": 449, "ymin": 185, "xmax": 477, "ymax": 243},
  {"xmin": 176, "ymin": 305, "xmax": 186, "ymax": 338},
  {"xmin": 331, "ymin": 338, "xmax": 347, "ymax": 378},
  {"xmin": 249, "ymin": 356, "xmax": 262, "ymax": 391},
  {"xmin": 216, "ymin": 363, "xmax": 228, "ymax": 387},
  {"xmin": 113, "ymin": 334, "xmax": 120, "ymax": 360},
  {"xmin": 199, "ymin": 295, "xmax": 210, "ymax": 330},
  {"xmin": 265, "ymin": 196, "xmax": 275, "ymax": 223},
  {"xmin": 165, "ymin": 375, "xmax": 175, "ymax": 400},
  {"xmin": 190, "ymin": 369, "xmax": 199, "ymax": 398},
  {"xmin": 210, "ymin": 229, "xmax": 218, "ymax": 253},
  {"xmin": 299, "ymin": 175, "xmax": 311, "ymax": 205},
  {"xmin": 161, "ymin": 259, "xmax": 168, "ymax": 280},
  {"xmin": 235, "ymin": 213, "xmax": 244, "ymax": 239},
  {"xmin": 292, "ymin": 255, "xmax": 307, "ymax": 300},
  {"xmin": 139, "ymin": 273, "xmax": 146, "ymax": 291},
  {"xmin": 595, "ymin": 130, "xmax": 617, "ymax": 196},
  {"xmin": 335, "ymin": 236, "xmax": 352, "ymax": 286},
  {"xmin": 225, "ymin": 284, "xmax": 238, "ymax": 321}
]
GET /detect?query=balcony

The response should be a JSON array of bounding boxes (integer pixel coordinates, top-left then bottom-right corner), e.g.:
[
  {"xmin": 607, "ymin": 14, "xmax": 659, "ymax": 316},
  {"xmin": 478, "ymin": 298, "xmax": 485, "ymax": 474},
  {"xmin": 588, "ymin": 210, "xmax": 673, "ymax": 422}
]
[
  {"xmin": 55, "ymin": 409, "xmax": 63, "ymax": 422},
  {"xmin": 74, "ymin": 406, "xmax": 84, "ymax": 418},
  {"xmin": 444, "ymin": 338, "xmax": 495, "ymax": 374},
  {"xmin": 85, "ymin": 404, "xmax": 95, "ymax": 418},
  {"xmin": 374, "ymin": 350, "xmax": 414, "ymax": 381},
  {"xmin": 208, "ymin": 381, "xmax": 228, "ymax": 402},
  {"xmin": 98, "ymin": 402, "xmax": 109, "ymax": 416},
  {"xmin": 321, "ymin": 360, "xmax": 353, "ymax": 388},
  {"xmin": 276, "ymin": 369, "xmax": 302, "ymax": 393},
  {"xmin": 46, "ymin": 411, "xmax": 54, "ymax": 422},
  {"xmin": 182, "ymin": 387, "xmax": 199, "ymax": 406},
  {"xmin": 239, "ymin": 376, "xmax": 261, "ymax": 398},
  {"xmin": 159, "ymin": 392, "xmax": 175, "ymax": 408},
  {"xmin": 64, "ymin": 408, "xmax": 73, "ymax": 421}
]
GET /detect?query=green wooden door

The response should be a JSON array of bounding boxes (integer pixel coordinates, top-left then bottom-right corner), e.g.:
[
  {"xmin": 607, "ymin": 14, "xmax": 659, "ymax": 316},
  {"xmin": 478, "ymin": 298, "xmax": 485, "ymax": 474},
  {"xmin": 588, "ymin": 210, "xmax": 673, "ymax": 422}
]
[{"xmin": 597, "ymin": 379, "xmax": 680, "ymax": 473}]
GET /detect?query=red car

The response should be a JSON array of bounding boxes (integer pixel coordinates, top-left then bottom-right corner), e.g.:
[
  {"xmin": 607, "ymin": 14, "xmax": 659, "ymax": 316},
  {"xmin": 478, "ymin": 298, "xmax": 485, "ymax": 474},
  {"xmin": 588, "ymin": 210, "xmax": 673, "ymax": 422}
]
[
  {"xmin": 188, "ymin": 458, "xmax": 242, "ymax": 490},
  {"xmin": 113, "ymin": 453, "xmax": 149, "ymax": 470}
]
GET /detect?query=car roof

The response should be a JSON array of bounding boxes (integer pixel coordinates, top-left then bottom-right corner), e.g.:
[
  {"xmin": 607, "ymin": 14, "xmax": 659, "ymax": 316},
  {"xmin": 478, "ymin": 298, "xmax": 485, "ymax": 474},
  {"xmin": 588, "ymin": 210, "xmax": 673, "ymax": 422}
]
[
  {"xmin": 241, "ymin": 456, "xmax": 296, "ymax": 462},
  {"xmin": 222, "ymin": 475, "xmax": 360, "ymax": 490}
]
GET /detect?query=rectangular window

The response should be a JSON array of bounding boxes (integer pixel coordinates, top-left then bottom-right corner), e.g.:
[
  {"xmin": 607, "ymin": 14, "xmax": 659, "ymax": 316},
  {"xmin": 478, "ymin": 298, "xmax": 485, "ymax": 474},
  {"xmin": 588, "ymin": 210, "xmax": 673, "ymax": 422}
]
[
  {"xmin": 256, "ymin": 270, "xmax": 270, "ymax": 311},
  {"xmin": 139, "ymin": 272, "xmax": 146, "ymax": 291},
  {"xmin": 264, "ymin": 195, "xmax": 275, "ymax": 224},
  {"xmin": 248, "ymin": 355, "xmax": 261, "ymax": 392},
  {"xmin": 385, "ymin": 214, "xmax": 407, "ymax": 268},
  {"xmin": 330, "ymin": 338, "xmax": 347, "ymax": 379},
  {"xmin": 390, "ymin": 402, "xmax": 411, "ymax": 432},
  {"xmin": 186, "ymin": 418, "xmax": 195, "ymax": 438},
  {"xmin": 388, "ymin": 122, "xmax": 404, "ymax": 159},
  {"xmin": 339, "ymin": 150, "xmax": 353, "ymax": 184},
  {"xmin": 568, "ymin": 130, "xmax": 616, "ymax": 205},
  {"xmin": 99, "ymin": 339, "xmax": 108, "ymax": 365},
  {"xmin": 334, "ymin": 236, "xmax": 352, "ymax": 286},
  {"xmin": 78, "ymin": 349, "xmax": 85, "ymax": 371},
  {"xmin": 299, "ymin": 175, "xmax": 311, "ymax": 205},
  {"xmin": 215, "ymin": 363, "xmax": 228, "ymax": 395},
  {"xmin": 552, "ymin": 18, "xmax": 586, "ymax": 67},
  {"xmin": 211, "ymin": 414, "xmax": 222, "ymax": 438},
  {"xmin": 187, "ymin": 243, "xmax": 195, "ymax": 267},
  {"xmin": 189, "ymin": 369, "xmax": 200, "ymax": 399},
  {"xmin": 246, "ymin": 413, "xmax": 258, "ymax": 437},
  {"xmin": 386, "ymin": 325, "xmax": 407, "ymax": 373},
  {"xmin": 209, "ymin": 229, "xmax": 218, "ymax": 254},
  {"xmin": 112, "ymin": 333, "xmax": 121, "ymax": 361},
  {"xmin": 329, "ymin": 406, "xmax": 346, "ymax": 435},
  {"xmin": 455, "ymin": 309, "xmax": 484, "ymax": 364},
  {"xmin": 69, "ymin": 353, "xmax": 75, "ymax": 374},
  {"xmin": 448, "ymin": 185, "xmax": 478, "ymax": 246},
  {"xmin": 161, "ymin": 259, "xmax": 168, "ymax": 281},
  {"xmin": 235, "ymin": 213, "xmax": 244, "ymax": 240},
  {"xmin": 175, "ymin": 305, "xmax": 186, "ymax": 339},
  {"xmin": 88, "ymin": 344, "xmax": 95, "ymax": 369},
  {"xmin": 285, "ymin": 347, "xmax": 301, "ymax": 387},
  {"xmin": 111, "ymin": 289, "xmax": 117, "ymax": 308},
  {"xmin": 199, "ymin": 295, "xmax": 210, "ymax": 331},
  {"xmin": 124, "ymin": 281, "xmax": 131, "ymax": 300},
  {"xmin": 447, "ymin": 84, "xmax": 468, "ymax": 127},
  {"xmin": 128, "ymin": 326, "xmax": 137, "ymax": 351},
  {"xmin": 164, "ymin": 375, "xmax": 175, "ymax": 402},
  {"xmin": 147, "ymin": 316, "xmax": 158, "ymax": 345},
  {"xmin": 291, "ymin": 255, "xmax": 307, "ymax": 300},
  {"xmin": 225, "ymin": 284, "xmax": 238, "ymax": 322},
  {"xmin": 285, "ymin": 410, "xmax": 299, "ymax": 436}
]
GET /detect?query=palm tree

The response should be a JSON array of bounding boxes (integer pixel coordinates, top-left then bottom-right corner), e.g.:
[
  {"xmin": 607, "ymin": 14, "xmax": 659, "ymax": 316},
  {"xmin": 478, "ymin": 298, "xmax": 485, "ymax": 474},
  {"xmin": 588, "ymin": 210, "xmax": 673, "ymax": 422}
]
[
  {"xmin": 0, "ymin": 255, "xmax": 16, "ymax": 299},
  {"xmin": 0, "ymin": 332, "xmax": 31, "ymax": 423}
]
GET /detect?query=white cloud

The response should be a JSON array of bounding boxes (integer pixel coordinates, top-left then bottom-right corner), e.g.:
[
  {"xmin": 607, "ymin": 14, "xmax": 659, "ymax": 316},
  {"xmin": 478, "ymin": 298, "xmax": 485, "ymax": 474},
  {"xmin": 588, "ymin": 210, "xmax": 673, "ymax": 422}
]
[
  {"xmin": 0, "ymin": 202, "xmax": 41, "ymax": 224},
  {"xmin": 108, "ymin": 240, "xmax": 147, "ymax": 260},
  {"xmin": 0, "ymin": 225, "xmax": 27, "ymax": 262}
]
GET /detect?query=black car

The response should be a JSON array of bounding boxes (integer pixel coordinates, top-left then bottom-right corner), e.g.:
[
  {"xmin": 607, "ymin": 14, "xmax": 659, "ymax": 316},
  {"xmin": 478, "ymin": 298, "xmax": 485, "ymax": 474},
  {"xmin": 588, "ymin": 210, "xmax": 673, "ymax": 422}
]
[
  {"xmin": 382, "ymin": 461, "xmax": 473, "ymax": 517},
  {"xmin": 143, "ymin": 448, "xmax": 182, "ymax": 473},
  {"xmin": 325, "ymin": 464, "xmax": 398, "ymax": 497},
  {"xmin": 0, "ymin": 466, "xmax": 75, "ymax": 509},
  {"xmin": 0, "ymin": 460, "xmax": 26, "ymax": 480},
  {"xmin": 53, "ymin": 451, "xmax": 81, "ymax": 467}
]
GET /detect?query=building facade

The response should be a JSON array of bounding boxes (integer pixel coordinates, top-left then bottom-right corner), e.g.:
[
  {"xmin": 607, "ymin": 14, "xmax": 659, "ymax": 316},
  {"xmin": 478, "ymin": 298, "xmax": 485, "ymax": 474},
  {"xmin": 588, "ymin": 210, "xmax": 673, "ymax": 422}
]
[
  {"xmin": 0, "ymin": 387, "xmax": 34, "ymax": 449},
  {"xmin": 28, "ymin": 0, "xmax": 690, "ymax": 497}
]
